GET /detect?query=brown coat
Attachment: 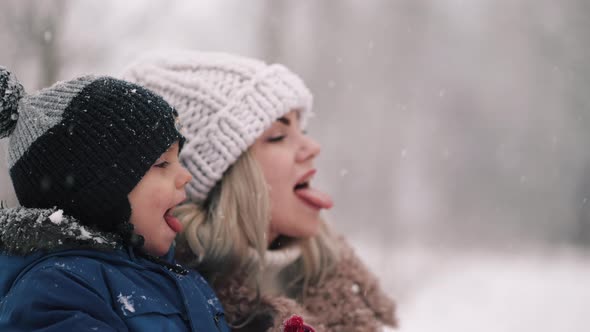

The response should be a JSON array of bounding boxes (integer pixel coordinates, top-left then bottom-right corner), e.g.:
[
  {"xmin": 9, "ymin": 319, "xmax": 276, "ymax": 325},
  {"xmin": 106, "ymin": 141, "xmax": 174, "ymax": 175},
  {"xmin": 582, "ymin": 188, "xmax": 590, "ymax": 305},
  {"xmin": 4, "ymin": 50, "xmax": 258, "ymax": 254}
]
[{"xmin": 216, "ymin": 238, "xmax": 397, "ymax": 332}]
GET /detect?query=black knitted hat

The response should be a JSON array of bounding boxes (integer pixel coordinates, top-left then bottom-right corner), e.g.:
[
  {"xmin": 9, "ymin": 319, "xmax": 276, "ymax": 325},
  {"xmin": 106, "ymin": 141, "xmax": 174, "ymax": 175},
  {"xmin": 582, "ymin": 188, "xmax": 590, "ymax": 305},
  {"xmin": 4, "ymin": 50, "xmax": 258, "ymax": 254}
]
[{"xmin": 0, "ymin": 66, "xmax": 184, "ymax": 237}]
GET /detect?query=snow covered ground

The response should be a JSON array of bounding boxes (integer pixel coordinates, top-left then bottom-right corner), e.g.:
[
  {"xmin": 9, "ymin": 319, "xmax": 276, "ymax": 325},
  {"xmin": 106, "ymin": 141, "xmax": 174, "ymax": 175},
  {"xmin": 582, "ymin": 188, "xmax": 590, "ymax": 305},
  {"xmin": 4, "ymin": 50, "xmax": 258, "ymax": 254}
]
[{"xmin": 356, "ymin": 243, "xmax": 590, "ymax": 332}]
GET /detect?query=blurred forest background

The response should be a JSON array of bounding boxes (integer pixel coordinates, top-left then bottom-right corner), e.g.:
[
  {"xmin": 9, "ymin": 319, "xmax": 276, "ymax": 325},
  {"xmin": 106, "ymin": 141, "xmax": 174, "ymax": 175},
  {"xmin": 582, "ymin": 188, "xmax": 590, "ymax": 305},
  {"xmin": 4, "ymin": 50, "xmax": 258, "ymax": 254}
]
[{"xmin": 1, "ymin": 1, "xmax": 589, "ymax": 331}]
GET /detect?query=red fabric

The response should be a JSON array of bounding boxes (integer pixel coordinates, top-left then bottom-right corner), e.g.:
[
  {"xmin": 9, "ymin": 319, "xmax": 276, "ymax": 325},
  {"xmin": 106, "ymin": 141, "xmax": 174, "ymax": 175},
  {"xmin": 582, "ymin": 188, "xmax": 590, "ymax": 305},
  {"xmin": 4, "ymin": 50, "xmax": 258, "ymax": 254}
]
[{"xmin": 283, "ymin": 314, "xmax": 316, "ymax": 332}]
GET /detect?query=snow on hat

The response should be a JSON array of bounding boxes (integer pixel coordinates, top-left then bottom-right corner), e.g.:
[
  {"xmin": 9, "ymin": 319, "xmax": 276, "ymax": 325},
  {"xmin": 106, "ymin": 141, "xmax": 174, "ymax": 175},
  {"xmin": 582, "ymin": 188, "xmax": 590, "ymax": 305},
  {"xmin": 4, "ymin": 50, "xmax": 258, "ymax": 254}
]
[
  {"xmin": 0, "ymin": 66, "xmax": 184, "ymax": 239},
  {"xmin": 122, "ymin": 51, "xmax": 313, "ymax": 203}
]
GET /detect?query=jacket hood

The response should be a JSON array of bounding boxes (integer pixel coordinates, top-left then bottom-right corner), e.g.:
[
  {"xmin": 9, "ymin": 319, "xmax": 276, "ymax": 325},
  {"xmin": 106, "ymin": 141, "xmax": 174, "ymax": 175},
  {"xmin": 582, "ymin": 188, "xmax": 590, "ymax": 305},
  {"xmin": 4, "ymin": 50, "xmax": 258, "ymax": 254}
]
[{"xmin": 0, "ymin": 206, "xmax": 121, "ymax": 256}]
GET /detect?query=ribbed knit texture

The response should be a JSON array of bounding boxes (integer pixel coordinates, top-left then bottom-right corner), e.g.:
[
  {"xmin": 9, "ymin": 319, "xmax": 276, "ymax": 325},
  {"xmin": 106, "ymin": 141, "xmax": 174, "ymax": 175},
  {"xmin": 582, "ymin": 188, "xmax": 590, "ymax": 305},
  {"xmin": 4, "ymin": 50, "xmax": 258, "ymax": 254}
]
[
  {"xmin": 261, "ymin": 244, "xmax": 303, "ymax": 296},
  {"xmin": 122, "ymin": 51, "xmax": 313, "ymax": 203},
  {"xmin": 8, "ymin": 77, "xmax": 92, "ymax": 168}
]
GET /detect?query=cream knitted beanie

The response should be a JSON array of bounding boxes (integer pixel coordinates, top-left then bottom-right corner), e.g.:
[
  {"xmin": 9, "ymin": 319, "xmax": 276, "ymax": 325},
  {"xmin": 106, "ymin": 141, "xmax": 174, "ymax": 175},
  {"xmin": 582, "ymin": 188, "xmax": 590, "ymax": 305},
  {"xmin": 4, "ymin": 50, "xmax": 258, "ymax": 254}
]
[{"xmin": 122, "ymin": 51, "xmax": 313, "ymax": 203}]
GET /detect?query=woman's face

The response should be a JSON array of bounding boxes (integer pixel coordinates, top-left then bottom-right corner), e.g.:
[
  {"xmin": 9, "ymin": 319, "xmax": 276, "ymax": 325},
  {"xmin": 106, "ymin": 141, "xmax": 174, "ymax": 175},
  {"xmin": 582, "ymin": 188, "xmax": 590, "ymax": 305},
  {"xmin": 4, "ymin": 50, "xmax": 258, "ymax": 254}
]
[{"xmin": 250, "ymin": 110, "xmax": 333, "ymax": 244}]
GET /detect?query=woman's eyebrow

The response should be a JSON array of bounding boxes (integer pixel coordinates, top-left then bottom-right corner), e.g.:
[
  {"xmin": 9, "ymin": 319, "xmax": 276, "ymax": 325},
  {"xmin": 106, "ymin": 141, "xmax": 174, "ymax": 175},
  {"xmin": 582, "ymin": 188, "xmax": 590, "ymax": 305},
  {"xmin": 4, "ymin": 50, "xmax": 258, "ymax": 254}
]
[{"xmin": 277, "ymin": 117, "xmax": 291, "ymax": 126}]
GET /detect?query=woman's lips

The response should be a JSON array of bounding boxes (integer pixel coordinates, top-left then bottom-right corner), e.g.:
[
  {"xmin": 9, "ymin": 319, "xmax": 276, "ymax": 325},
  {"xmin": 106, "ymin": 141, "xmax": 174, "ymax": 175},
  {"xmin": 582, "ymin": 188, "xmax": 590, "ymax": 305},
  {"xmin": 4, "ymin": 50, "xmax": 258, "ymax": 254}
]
[
  {"xmin": 296, "ymin": 169, "xmax": 317, "ymax": 186},
  {"xmin": 164, "ymin": 212, "xmax": 183, "ymax": 233}
]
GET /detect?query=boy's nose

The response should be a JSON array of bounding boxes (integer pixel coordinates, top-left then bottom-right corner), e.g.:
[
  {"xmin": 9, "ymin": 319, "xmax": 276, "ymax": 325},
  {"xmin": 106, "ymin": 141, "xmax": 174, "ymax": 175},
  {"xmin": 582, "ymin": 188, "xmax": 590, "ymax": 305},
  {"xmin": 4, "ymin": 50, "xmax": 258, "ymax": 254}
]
[{"xmin": 176, "ymin": 166, "xmax": 192, "ymax": 188}]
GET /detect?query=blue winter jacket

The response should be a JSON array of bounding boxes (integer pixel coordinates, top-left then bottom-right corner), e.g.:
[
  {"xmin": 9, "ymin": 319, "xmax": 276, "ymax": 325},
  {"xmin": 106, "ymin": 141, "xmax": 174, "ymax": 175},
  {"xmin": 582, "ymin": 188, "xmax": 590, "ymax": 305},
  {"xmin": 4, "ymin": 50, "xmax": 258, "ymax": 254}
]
[{"xmin": 0, "ymin": 207, "xmax": 230, "ymax": 332}]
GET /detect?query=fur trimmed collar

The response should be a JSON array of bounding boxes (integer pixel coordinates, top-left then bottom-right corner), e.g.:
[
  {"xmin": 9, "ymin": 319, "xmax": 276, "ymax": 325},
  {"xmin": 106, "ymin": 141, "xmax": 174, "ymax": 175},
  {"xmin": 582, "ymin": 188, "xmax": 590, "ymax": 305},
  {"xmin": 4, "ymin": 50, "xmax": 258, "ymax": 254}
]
[{"xmin": 0, "ymin": 207, "xmax": 121, "ymax": 256}]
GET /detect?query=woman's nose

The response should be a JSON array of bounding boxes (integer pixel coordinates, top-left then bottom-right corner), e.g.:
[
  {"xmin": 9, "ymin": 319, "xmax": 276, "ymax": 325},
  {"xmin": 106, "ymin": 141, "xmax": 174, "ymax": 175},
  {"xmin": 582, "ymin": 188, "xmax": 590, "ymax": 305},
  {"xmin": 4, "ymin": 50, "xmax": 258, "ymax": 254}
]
[{"xmin": 296, "ymin": 135, "xmax": 321, "ymax": 163}]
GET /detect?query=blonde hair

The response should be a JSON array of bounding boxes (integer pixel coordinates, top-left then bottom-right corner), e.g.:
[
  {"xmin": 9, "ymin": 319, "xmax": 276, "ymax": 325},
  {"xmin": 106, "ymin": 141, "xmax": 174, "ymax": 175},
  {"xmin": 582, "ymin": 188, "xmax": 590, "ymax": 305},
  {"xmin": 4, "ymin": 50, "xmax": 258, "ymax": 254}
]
[{"xmin": 174, "ymin": 149, "xmax": 339, "ymax": 297}]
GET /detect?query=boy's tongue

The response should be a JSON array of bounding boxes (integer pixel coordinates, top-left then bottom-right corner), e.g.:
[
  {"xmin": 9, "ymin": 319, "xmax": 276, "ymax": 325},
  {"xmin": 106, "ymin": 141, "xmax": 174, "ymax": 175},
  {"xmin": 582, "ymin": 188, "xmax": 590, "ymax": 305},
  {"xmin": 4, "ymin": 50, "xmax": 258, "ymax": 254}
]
[
  {"xmin": 164, "ymin": 213, "xmax": 183, "ymax": 233},
  {"xmin": 295, "ymin": 187, "xmax": 334, "ymax": 209}
]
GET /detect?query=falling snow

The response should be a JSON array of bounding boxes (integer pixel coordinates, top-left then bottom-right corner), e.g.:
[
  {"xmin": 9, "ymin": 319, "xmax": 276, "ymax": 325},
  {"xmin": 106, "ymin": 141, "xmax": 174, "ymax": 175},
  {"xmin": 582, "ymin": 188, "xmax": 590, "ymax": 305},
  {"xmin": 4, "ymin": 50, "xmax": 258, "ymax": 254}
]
[{"xmin": 43, "ymin": 30, "xmax": 53, "ymax": 43}]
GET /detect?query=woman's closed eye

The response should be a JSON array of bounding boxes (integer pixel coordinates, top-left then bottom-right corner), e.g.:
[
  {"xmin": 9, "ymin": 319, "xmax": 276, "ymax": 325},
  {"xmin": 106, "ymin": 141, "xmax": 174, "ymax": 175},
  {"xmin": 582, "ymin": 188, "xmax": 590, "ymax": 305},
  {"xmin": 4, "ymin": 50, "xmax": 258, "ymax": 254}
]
[{"xmin": 267, "ymin": 135, "xmax": 286, "ymax": 143}]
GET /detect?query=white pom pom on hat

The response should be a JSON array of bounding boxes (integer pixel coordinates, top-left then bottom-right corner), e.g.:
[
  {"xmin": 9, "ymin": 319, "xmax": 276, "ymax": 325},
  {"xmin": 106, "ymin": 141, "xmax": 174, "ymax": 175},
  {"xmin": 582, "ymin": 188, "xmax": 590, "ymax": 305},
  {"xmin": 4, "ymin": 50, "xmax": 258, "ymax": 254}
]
[{"xmin": 0, "ymin": 66, "xmax": 25, "ymax": 138}]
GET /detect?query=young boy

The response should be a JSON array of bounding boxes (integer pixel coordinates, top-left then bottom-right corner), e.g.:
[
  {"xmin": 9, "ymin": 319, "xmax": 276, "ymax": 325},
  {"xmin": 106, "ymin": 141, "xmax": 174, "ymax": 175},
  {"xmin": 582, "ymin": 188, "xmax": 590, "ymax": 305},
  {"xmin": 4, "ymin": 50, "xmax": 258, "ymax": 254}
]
[{"xmin": 0, "ymin": 67, "xmax": 230, "ymax": 331}]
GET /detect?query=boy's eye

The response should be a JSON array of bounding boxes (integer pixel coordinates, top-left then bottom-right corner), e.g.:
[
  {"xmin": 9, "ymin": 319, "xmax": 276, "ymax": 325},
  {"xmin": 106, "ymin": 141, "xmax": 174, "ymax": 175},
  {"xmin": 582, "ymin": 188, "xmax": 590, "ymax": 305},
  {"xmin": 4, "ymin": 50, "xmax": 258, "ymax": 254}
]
[
  {"xmin": 267, "ymin": 135, "xmax": 285, "ymax": 143},
  {"xmin": 154, "ymin": 161, "xmax": 170, "ymax": 168}
]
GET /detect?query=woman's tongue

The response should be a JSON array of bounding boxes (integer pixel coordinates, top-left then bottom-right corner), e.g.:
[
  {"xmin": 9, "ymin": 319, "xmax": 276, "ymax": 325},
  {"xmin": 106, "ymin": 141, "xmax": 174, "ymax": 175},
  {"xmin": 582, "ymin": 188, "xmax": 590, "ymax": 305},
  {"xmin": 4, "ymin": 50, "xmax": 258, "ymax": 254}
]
[
  {"xmin": 295, "ymin": 186, "xmax": 334, "ymax": 209},
  {"xmin": 164, "ymin": 212, "xmax": 183, "ymax": 233}
]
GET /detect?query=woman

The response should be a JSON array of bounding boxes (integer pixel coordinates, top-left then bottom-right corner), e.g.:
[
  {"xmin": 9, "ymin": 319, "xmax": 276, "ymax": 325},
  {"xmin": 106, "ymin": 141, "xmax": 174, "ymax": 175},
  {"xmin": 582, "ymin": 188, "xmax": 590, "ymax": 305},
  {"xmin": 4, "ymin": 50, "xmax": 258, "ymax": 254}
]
[{"xmin": 122, "ymin": 51, "xmax": 396, "ymax": 332}]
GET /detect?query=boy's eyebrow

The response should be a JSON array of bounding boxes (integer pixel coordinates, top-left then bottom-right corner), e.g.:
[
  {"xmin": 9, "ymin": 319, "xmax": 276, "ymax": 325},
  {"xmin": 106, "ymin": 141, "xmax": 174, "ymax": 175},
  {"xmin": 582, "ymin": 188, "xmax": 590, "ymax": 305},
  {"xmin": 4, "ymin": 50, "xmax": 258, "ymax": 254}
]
[{"xmin": 277, "ymin": 117, "xmax": 290, "ymax": 126}]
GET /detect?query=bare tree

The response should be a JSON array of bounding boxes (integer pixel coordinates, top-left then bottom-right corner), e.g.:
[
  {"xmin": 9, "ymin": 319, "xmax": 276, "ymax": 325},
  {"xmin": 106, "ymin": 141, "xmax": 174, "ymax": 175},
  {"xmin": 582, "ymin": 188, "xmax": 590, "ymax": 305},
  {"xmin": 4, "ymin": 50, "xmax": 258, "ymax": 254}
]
[{"xmin": 569, "ymin": 0, "xmax": 590, "ymax": 246}]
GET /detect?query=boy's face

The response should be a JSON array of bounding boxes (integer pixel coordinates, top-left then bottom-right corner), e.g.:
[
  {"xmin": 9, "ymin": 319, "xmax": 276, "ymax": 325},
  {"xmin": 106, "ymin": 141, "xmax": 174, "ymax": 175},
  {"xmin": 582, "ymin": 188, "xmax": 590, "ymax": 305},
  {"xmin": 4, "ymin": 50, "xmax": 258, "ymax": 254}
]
[{"xmin": 128, "ymin": 142, "xmax": 192, "ymax": 256}]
